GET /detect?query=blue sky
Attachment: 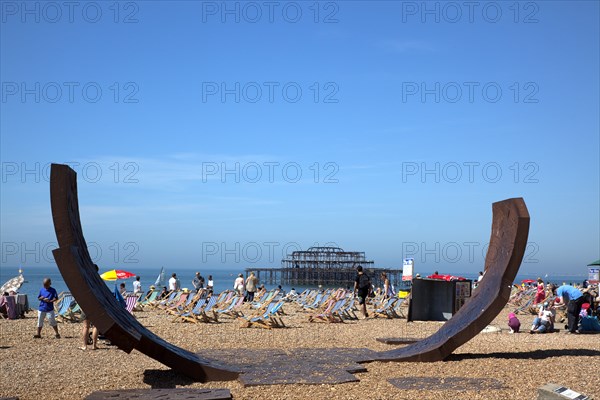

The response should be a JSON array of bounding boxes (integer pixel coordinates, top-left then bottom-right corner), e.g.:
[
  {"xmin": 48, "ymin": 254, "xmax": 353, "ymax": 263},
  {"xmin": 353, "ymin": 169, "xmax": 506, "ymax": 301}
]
[{"xmin": 1, "ymin": 1, "xmax": 598, "ymax": 277}]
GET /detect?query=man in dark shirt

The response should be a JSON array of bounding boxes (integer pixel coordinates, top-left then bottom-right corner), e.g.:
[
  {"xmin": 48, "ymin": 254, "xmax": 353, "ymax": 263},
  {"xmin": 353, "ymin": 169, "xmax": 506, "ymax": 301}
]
[
  {"xmin": 34, "ymin": 278, "xmax": 60, "ymax": 339},
  {"xmin": 353, "ymin": 266, "xmax": 371, "ymax": 318}
]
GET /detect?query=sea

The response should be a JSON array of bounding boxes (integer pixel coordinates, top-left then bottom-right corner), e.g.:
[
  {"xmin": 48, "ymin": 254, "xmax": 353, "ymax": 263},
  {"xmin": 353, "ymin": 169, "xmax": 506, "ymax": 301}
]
[{"xmin": 1, "ymin": 265, "xmax": 590, "ymax": 301}]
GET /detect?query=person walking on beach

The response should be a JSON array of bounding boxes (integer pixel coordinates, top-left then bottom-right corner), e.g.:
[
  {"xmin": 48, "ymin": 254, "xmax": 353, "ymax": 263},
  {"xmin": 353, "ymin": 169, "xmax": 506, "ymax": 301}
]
[
  {"xmin": 245, "ymin": 272, "xmax": 258, "ymax": 302},
  {"xmin": 192, "ymin": 272, "xmax": 205, "ymax": 291},
  {"xmin": 555, "ymin": 284, "xmax": 585, "ymax": 333},
  {"xmin": 133, "ymin": 276, "xmax": 142, "ymax": 295},
  {"xmin": 169, "ymin": 273, "xmax": 179, "ymax": 292},
  {"xmin": 34, "ymin": 278, "xmax": 60, "ymax": 339},
  {"xmin": 234, "ymin": 274, "xmax": 245, "ymax": 296},
  {"xmin": 354, "ymin": 266, "xmax": 371, "ymax": 318}
]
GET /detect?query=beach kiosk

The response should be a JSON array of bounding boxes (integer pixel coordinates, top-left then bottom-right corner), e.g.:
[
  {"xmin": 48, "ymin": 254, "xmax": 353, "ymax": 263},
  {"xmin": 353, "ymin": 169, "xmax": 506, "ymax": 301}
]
[{"xmin": 408, "ymin": 276, "xmax": 472, "ymax": 321}]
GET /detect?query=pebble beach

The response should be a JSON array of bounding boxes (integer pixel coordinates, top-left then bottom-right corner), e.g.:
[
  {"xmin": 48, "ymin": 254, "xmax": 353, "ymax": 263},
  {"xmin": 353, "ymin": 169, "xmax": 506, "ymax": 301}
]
[{"xmin": 1, "ymin": 300, "xmax": 599, "ymax": 400}]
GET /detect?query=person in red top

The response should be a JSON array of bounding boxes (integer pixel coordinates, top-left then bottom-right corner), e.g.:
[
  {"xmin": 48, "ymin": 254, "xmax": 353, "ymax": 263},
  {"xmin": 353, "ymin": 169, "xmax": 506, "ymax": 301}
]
[{"xmin": 534, "ymin": 277, "xmax": 546, "ymax": 304}]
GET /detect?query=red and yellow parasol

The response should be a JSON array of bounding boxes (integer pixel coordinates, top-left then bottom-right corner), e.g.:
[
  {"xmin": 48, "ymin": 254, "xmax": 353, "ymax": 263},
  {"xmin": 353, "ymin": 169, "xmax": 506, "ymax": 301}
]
[{"xmin": 100, "ymin": 269, "xmax": 136, "ymax": 281}]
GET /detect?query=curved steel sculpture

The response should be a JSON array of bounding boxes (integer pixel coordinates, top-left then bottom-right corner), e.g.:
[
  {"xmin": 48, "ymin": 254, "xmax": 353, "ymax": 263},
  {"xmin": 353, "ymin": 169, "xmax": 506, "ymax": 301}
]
[
  {"xmin": 50, "ymin": 162, "xmax": 529, "ymax": 378},
  {"xmin": 50, "ymin": 164, "xmax": 239, "ymax": 382},
  {"xmin": 375, "ymin": 197, "xmax": 530, "ymax": 362}
]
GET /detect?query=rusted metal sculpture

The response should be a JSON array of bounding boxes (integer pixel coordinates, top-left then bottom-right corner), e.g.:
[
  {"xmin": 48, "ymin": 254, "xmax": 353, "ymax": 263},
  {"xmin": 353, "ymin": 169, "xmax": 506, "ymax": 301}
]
[
  {"xmin": 375, "ymin": 197, "xmax": 530, "ymax": 362},
  {"xmin": 50, "ymin": 162, "xmax": 529, "ymax": 379},
  {"xmin": 50, "ymin": 164, "xmax": 239, "ymax": 382}
]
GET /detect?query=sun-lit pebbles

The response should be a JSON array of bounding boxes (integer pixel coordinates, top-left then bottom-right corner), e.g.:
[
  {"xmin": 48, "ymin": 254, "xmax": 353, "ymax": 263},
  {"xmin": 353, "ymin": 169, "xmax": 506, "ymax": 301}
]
[{"xmin": 0, "ymin": 303, "xmax": 598, "ymax": 400}]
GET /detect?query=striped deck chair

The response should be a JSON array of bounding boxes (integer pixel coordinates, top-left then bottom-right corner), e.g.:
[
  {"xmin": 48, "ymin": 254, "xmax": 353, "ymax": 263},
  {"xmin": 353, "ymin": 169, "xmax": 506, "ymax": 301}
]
[
  {"xmin": 303, "ymin": 292, "xmax": 325, "ymax": 310},
  {"xmin": 55, "ymin": 293, "xmax": 76, "ymax": 322},
  {"xmin": 173, "ymin": 298, "xmax": 206, "ymax": 323},
  {"xmin": 165, "ymin": 291, "xmax": 198, "ymax": 316},
  {"xmin": 214, "ymin": 296, "xmax": 244, "ymax": 319},
  {"xmin": 163, "ymin": 292, "xmax": 189, "ymax": 314},
  {"xmin": 308, "ymin": 298, "xmax": 346, "ymax": 323},
  {"xmin": 0, "ymin": 295, "xmax": 17, "ymax": 319},
  {"xmin": 124, "ymin": 295, "xmax": 138, "ymax": 314},
  {"xmin": 139, "ymin": 291, "xmax": 159, "ymax": 309},
  {"xmin": 250, "ymin": 289, "xmax": 277, "ymax": 310},
  {"xmin": 373, "ymin": 297, "xmax": 397, "ymax": 319},
  {"xmin": 340, "ymin": 296, "xmax": 358, "ymax": 320},
  {"xmin": 391, "ymin": 298, "xmax": 407, "ymax": 318},
  {"xmin": 239, "ymin": 301, "xmax": 285, "ymax": 329},
  {"xmin": 153, "ymin": 291, "xmax": 179, "ymax": 309},
  {"xmin": 197, "ymin": 296, "xmax": 219, "ymax": 323}
]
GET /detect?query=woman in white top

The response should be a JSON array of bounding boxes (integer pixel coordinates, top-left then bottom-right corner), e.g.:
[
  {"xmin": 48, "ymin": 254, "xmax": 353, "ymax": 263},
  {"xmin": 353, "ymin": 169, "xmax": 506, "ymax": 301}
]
[{"xmin": 234, "ymin": 274, "xmax": 244, "ymax": 295}]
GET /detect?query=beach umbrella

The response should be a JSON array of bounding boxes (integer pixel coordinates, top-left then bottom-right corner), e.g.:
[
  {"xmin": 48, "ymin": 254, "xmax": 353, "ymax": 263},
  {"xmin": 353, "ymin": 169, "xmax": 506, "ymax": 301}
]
[
  {"xmin": 587, "ymin": 259, "xmax": 600, "ymax": 266},
  {"xmin": 521, "ymin": 279, "xmax": 535, "ymax": 283},
  {"xmin": 0, "ymin": 273, "xmax": 24, "ymax": 294},
  {"xmin": 100, "ymin": 269, "xmax": 136, "ymax": 281}
]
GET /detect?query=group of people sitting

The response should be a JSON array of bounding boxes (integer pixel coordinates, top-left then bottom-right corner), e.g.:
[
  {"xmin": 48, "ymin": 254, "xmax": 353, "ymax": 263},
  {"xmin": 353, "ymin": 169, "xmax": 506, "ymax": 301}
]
[{"xmin": 508, "ymin": 279, "xmax": 600, "ymax": 334}]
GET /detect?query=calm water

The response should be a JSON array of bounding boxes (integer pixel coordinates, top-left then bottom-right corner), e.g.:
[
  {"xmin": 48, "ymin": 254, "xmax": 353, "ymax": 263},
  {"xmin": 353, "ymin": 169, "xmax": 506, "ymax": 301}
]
[{"xmin": 1, "ymin": 266, "xmax": 589, "ymax": 300}]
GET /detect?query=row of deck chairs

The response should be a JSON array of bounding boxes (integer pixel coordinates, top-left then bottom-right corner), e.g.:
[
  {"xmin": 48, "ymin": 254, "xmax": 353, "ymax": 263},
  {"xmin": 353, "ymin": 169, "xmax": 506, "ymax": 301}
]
[
  {"xmin": 54, "ymin": 291, "xmax": 142, "ymax": 322},
  {"xmin": 142, "ymin": 288, "xmax": 288, "ymax": 328},
  {"xmin": 296, "ymin": 288, "xmax": 358, "ymax": 323},
  {"xmin": 371, "ymin": 296, "xmax": 407, "ymax": 319}
]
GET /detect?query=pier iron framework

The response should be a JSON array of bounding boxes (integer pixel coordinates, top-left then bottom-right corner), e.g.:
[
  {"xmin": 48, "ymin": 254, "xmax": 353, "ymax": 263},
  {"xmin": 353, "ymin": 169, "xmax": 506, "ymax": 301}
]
[{"xmin": 246, "ymin": 246, "xmax": 402, "ymax": 289}]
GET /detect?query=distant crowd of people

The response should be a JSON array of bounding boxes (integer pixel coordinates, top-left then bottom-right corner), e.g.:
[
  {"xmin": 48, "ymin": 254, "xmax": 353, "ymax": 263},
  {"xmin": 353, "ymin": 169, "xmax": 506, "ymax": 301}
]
[{"xmin": 508, "ymin": 278, "xmax": 599, "ymax": 334}]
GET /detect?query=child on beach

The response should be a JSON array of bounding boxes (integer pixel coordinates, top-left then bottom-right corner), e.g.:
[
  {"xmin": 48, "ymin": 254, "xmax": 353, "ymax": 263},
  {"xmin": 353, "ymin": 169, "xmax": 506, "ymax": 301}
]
[
  {"xmin": 507, "ymin": 312, "xmax": 520, "ymax": 333},
  {"xmin": 34, "ymin": 278, "xmax": 60, "ymax": 339}
]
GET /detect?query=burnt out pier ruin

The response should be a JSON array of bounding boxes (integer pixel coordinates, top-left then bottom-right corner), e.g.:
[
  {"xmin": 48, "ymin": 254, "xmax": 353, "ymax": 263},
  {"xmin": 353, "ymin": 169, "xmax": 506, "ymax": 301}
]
[{"xmin": 246, "ymin": 246, "xmax": 402, "ymax": 289}]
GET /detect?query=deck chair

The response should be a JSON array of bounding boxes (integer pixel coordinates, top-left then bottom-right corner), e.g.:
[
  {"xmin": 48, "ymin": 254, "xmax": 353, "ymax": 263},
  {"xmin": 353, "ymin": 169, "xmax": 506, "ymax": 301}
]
[
  {"xmin": 250, "ymin": 289, "xmax": 277, "ymax": 309},
  {"xmin": 55, "ymin": 294, "xmax": 77, "ymax": 322},
  {"xmin": 303, "ymin": 292, "xmax": 325, "ymax": 310},
  {"xmin": 239, "ymin": 301, "xmax": 285, "ymax": 329},
  {"xmin": 124, "ymin": 295, "xmax": 139, "ymax": 314},
  {"xmin": 197, "ymin": 296, "xmax": 219, "ymax": 323},
  {"xmin": 173, "ymin": 298, "xmax": 206, "ymax": 323},
  {"xmin": 153, "ymin": 291, "xmax": 179, "ymax": 309},
  {"xmin": 308, "ymin": 298, "xmax": 342, "ymax": 323},
  {"xmin": 165, "ymin": 291, "xmax": 198, "ymax": 316},
  {"xmin": 372, "ymin": 297, "xmax": 397, "ymax": 319},
  {"xmin": 139, "ymin": 290, "xmax": 159, "ymax": 308},
  {"xmin": 214, "ymin": 296, "xmax": 244, "ymax": 318},
  {"xmin": 163, "ymin": 292, "xmax": 190, "ymax": 314},
  {"xmin": 340, "ymin": 297, "xmax": 358, "ymax": 320},
  {"xmin": 391, "ymin": 297, "xmax": 407, "ymax": 318},
  {"xmin": 0, "ymin": 295, "xmax": 17, "ymax": 319}
]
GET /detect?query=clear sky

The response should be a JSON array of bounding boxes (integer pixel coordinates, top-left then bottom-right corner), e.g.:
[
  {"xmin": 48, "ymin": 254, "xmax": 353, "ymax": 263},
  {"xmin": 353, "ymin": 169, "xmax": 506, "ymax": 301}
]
[{"xmin": 1, "ymin": 1, "xmax": 598, "ymax": 277}]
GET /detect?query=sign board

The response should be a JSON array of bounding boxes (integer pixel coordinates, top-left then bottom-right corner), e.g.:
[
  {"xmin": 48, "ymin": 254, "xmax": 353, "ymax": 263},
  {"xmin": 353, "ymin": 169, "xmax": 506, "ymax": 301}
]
[
  {"xmin": 589, "ymin": 268, "xmax": 599, "ymax": 284},
  {"xmin": 402, "ymin": 258, "xmax": 414, "ymax": 281}
]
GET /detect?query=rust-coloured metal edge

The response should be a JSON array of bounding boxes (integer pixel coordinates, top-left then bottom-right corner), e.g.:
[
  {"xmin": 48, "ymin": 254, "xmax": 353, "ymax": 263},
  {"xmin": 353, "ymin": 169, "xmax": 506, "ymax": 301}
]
[
  {"xmin": 50, "ymin": 163, "xmax": 239, "ymax": 382},
  {"xmin": 373, "ymin": 198, "xmax": 530, "ymax": 362}
]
